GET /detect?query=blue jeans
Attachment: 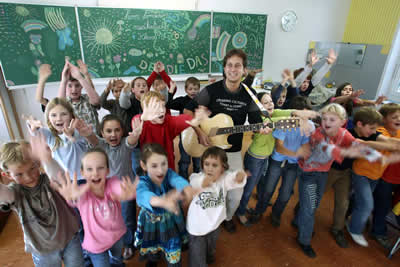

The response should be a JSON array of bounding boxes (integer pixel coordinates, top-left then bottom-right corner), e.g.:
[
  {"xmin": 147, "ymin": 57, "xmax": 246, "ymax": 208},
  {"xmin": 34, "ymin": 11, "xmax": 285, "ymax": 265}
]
[
  {"xmin": 87, "ymin": 237, "xmax": 125, "ymax": 267},
  {"xmin": 296, "ymin": 171, "xmax": 328, "ymax": 245},
  {"xmin": 31, "ymin": 233, "xmax": 84, "ymax": 267},
  {"xmin": 372, "ymin": 179, "xmax": 397, "ymax": 237},
  {"xmin": 178, "ymin": 139, "xmax": 200, "ymax": 179},
  {"xmin": 349, "ymin": 173, "xmax": 378, "ymax": 234},
  {"xmin": 121, "ymin": 199, "xmax": 136, "ymax": 248},
  {"xmin": 131, "ymin": 148, "xmax": 141, "ymax": 176},
  {"xmin": 255, "ymin": 159, "xmax": 298, "ymax": 218},
  {"xmin": 236, "ymin": 153, "xmax": 269, "ymax": 216}
]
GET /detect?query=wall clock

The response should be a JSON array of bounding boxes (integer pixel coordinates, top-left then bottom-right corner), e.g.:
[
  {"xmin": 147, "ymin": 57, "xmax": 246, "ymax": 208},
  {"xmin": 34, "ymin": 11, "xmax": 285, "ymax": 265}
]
[{"xmin": 281, "ymin": 10, "xmax": 298, "ymax": 32}]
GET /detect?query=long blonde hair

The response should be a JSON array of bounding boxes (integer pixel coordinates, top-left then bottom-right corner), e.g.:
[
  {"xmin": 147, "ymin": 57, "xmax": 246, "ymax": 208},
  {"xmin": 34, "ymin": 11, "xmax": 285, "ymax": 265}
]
[{"xmin": 45, "ymin": 98, "xmax": 75, "ymax": 151}]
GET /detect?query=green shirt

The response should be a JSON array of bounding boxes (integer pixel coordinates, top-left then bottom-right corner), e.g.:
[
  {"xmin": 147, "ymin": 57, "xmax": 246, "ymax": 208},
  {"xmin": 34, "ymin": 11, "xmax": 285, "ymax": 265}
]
[{"xmin": 247, "ymin": 109, "xmax": 293, "ymax": 159}]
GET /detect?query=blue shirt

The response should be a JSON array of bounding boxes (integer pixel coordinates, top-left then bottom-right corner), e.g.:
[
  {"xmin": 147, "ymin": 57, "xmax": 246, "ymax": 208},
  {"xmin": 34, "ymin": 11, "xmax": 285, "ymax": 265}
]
[
  {"xmin": 271, "ymin": 121, "xmax": 314, "ymax": 164},
  {"xmin": 136, "ymin": 169, "xmax": 189, "ymax": 214}
]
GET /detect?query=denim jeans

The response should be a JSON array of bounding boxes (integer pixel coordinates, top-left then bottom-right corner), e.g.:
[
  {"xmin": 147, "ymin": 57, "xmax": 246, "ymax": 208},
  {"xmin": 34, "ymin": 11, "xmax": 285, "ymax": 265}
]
[
  {"xmin": 178, "ymin": 139, "xmax": 200, "ymax": 179},
  {"xmin": 296, "ymin": 171, "xmax": 328, "ymax": 245},
  {"xmin": 372, "ymin": 179, "xmax": 397, "ymax": 237},
  {"xmin": 236, "ymin": 153, "xmax": 269, "ymax": 216},
  {"xmin": 121, "ymin": 199, "xmax": 136, "ymax": 248},
  {"xmin": 255, "ymin": 159, "xmax": 298, "ymax": 218},
  {"xmin": 31, "ymin": 233, "xmax": 84, "ymax": 267},
  {"xmin": 87, "ymin": 237, "xmax": 124, "ymax": 267},
  {"xmin": 349, "ymin": 173, "xmax": 378, "ymax": 234}
]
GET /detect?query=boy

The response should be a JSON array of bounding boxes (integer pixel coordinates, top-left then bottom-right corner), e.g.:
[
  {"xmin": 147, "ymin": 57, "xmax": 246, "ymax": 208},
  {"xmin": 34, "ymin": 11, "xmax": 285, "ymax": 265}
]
[
  {"xmin": 100, "ymin": 79, "xmax": 133, "ymax": 134},
  {"xmin": 133, "ymin": 91, "xmax": 208, "ymax": 171},
  {"xmin": 167, "ymin": 77, "xmax": 201, "ymax": 178},
  {"xmin": 58, "ymin": 59, "xmax": 101, "ymax": 134},
  {"xmin": 0, "ymin": 138, "xmax": 83, "ymax": 266},
  {"xmin": 148, "ymin": 61, "xmax": 176, "ymax": 101},
  {"xmin": 347, "ymin": 104, "xmax": 400, "ymax": 248}
]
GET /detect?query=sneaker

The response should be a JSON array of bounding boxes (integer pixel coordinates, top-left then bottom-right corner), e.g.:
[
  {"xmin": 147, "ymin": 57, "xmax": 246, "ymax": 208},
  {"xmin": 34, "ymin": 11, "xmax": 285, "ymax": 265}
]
[
  {"xmin": 371, "ymin": 235, "xmax": 392, "ymax": 250},
  {"xmin": 346, "ymin": 223, "xmax": 368, "ymax": 247},
  {"xmin": 330, "ymin": 229, "xmax": 348, "ymax": 248},
  {"xmin": 248, "ymin": 213, "xmax": 262, "ymax": 224},
  {"xmin": 296, "ymin": 239, "xmax": 316, "ymax": 258},
  {"xmin": 270, "ymin": 213, "xmax": 281, "ymax": 228},
  {"xmin": 123, "ymin": 247, "xmax": 135, "ymax": 260},
  {"xmin": 223, "ymin": 220, "xmax": 236, "ymax": 233}
]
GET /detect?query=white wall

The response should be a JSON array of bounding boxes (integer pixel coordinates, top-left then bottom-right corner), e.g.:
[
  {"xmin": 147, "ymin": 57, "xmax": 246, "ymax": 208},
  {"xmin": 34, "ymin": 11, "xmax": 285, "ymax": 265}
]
[{"xmin": 1, "ymin": 0, "xmax": 352, "ymax": 139}]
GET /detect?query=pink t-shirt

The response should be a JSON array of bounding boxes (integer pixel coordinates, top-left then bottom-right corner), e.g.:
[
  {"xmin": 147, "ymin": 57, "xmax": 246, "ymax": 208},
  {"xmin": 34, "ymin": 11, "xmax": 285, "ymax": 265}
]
[{"xmin": 75, "ymin": 177, "xmax": 126, "ymax": 253}]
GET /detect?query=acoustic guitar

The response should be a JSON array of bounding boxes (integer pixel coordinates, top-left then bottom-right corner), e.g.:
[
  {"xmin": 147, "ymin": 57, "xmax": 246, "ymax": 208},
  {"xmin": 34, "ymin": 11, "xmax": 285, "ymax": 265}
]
[{"xmin": 181, "ymin": 113, "xmax": 300, "ymax": 157}]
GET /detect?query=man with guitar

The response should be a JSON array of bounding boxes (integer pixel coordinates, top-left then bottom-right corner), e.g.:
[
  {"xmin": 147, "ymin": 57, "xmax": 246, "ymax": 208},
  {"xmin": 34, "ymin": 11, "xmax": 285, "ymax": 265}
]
[{"xmin": 186, "ymin": 49, "xmax": 272, "ymax": 233}]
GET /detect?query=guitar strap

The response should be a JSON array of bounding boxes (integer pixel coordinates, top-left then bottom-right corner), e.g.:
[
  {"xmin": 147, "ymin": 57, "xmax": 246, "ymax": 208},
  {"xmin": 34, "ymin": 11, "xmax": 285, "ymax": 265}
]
[{"xmin": 242, "ymin": 83, "xmax": 271, "ymax": 120}]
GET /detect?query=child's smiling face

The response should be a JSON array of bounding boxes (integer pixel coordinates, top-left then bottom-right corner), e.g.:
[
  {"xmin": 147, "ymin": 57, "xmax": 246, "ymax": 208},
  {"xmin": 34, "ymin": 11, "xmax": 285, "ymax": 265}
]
[
  {"xmin": 261, "ymin": 93, "xmax": 274, "ymax": 115},
  {"xmin": 140, "ymin": 153, "xmax": 168, "ymax": 186},
  {"xmin": 132, "ymin": 78, "xmax": 148, "ymax": 100},
  {"xmin": 48, "ymin": 104, "xmax": 73, "ymax": 134},
  {"xmin": 384, "ymin": 111, "xmax": 400, "ymax": 132},
  {"xmin": 81, "ymin": 152, "xmax": 109, "ymax": 195},
  {"xmin": 321, "ymin": 112, "xmax": 345, "ymax": 136},
  {"xmin": 101, "ymin": 120, "xmax": 123, "ymax": 147}
]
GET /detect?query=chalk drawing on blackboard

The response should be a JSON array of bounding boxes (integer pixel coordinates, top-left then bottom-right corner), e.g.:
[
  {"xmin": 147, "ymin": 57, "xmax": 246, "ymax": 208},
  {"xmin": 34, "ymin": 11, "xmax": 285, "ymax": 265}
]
[
  {"xmin": 116, "ymin": 20, "xmax": 124, "ymax": 35},
  {"xmin": 20, "ymin": 19, "xmax": 47, "ymax": 32},
  {"xmin": 123, "ymin": 65, "xmax": 140, "ymax": 75},
  {"xmin": 29, "ymin": 34, "xmax": 45, "ymax": 56},
  {"xmin": 232, "ymin": 32, "xmax": 247, "ymax": 49},
  {"xmin": 82, "ymin": 19, "xmax": 122, "ymax": 55},
  {"xmin": 44, "ymin": 8, "xmax": 74, "ymax": 50},
  {"xmin": 187, "ymin": 14, "xmax": 210, "ymax": 40},
  {"xmin": 212, "ymin": 26, "xmax": 221, "ymax": 38},
  {"xmin": 128, "ymin": 48, "xmax": 142, "ymax": 57},
  {"xmin": 177, "ymin": 54, "xmax": 184, "ymax": 64},
  {"xmin": 83, "ymin": 9, "xmax": 90, "ymax": 17},
  {"xmin": 216, "ymin": 31, "xmax": 231, "ymax": 61}
]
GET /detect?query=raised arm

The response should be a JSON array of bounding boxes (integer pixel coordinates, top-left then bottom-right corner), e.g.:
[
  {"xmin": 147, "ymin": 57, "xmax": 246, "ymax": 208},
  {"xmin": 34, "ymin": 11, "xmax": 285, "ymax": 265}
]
[
  {"xmin": 311, "ymin": 49, "xmax": 337, "ymax": 86},
  {"xmin": 119, "ymin": 82, "xmax": 132, "ymax": 109},
  {"xmin": 58, "ymin": 60, "xmax": 70, "ymax": 98},
  {"xmin": 69, "ymin": 62, "xmax": 100, "ymax": 106},
  {"xmin": 36, "ymin": 64, "xmax": 51, "ymax": 106},
  {"xmin": 100, "ymin": 80, "xmax": 114, "ymax": 111},
  {"xmin": 77, "ymin": 59, "xmax": 95, "ymax": 91}
]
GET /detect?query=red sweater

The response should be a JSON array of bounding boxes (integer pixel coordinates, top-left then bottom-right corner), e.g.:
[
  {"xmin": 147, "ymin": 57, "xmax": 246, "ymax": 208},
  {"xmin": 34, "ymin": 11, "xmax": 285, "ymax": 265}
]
[{"xmin": 133, "ymin": 114, "xmax": 192, "ymax": 170}]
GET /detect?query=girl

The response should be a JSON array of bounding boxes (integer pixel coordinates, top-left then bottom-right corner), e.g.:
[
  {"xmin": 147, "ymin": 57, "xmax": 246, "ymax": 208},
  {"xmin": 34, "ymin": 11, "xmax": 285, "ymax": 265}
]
[
  {"xmin": 53, "ymin": 148, "xmax": 137, "ymax": 267},
  {"xmin": 26, "ymin": 97, "xmax": 96, "ymax": 180},
  {"xmin": 93, "ymin": 114, "xmax": 141, "ymax": 260},
  {"xmin": 135, "ymin": 143, "xmax": 195, "ymax": 267},
  {"xmin": 187, "ymin": 146, "xmax": 247, "ymax": 267},
  {"xmin": 293, "ymin": 103, "xmax": 367, "ymax": 258}
]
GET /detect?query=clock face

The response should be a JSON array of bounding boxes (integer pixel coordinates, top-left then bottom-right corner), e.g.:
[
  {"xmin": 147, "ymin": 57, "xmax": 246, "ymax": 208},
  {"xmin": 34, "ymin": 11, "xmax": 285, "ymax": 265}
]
[{"xmin": 281, "ymin": 10, "xmax": 297, "ymax": 32}]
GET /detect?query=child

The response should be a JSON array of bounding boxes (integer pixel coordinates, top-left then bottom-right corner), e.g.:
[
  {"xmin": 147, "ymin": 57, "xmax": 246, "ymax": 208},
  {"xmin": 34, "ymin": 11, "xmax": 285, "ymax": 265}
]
[
  {"xmin": 293, "ymin": 103, "xmax": 367, "ymax": 258},
  {"xmin": 149, "ymin": 61, "xmax": 176, "ymax": 101},
  {"xmin": 93, "ymin": 114, "xmax": 141, "ymax": 259},
  {"xmin": 247, "ymin": 96, "xmax": 314, "ymax": 226},
  {"xmin": 26, "ymin": 97, "xmax": 96, "ymax": 180},
  {"xmin": 235, "ymin": 92, "xmax": 307, "ymax": 225},
  {"xmin": 58, "ymin": 59, "xmax": 101, "ymax": 134},
  {"xmin": 52, "ymin": 148, "xmax": 137, "ymax": 267},
  {"xmin": 187, "ymin": 146, "xmax": 247, "ymax": 267},
  {"xmin": 100, "ymin": 79, "xmax": 133, "ymax": 135},
  {"xmin": 134, "ymin": 91, "xmax": 208, "ymax": 171},
  {"xmin": 167, "ymin": 77, "xmax": 201, "ymax": 178},
  {"xmin": 35, "ymin": 64, "xmax": 51, "ymax": 112},
  {"xmin": 135, "ymin": 143, "xmax": 195, "ymax": 266},
  {"xmin": 119, "ymin": 76, "xmax": 149, "ymax": 116},
  {"xmin": 0, "ymin": 138, "xmax": 84, "ymax": 266},
  {"xmin": 271, "ymin": 68, "xmax": 296, "ymax": 109},
  {"xmin": 348, "ymin": 103, "xmax": 400, "ymax": 248}
]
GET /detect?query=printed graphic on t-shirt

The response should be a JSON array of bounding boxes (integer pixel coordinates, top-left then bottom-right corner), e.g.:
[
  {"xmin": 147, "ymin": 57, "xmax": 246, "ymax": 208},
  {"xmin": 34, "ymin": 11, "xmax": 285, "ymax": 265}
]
[
  {"xmin": 195, "ymin": 189, "xmax": 224, "ymax": 209},
  {"xmin": 216, "ymin": 98, "xmax": 247, "ymax": 112},
  {"xmin": 93, "ymin": 200, "xmax": 116, "ymax": 220}
]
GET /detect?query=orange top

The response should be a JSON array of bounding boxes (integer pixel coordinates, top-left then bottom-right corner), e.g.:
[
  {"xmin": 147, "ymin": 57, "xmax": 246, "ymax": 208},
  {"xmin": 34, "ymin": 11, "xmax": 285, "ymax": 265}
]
[{"xmin": 352, "ymin": 127, "xmax": 400, "ymax": 180}]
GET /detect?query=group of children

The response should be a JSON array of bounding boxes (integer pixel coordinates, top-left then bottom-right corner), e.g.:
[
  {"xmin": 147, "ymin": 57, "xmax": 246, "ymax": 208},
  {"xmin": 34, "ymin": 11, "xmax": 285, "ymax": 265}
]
[{"xmin": 0, "ymin": 48, "xmax": 400, "ymax": 267}]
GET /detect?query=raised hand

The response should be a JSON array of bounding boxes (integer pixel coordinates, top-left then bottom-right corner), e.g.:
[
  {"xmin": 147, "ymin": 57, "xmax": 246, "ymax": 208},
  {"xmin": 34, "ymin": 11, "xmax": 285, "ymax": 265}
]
[
  {"xmin": 282, "ymin": 69, "xmax": 290, "ymax": 81},
  {"xmin": 23, "ymin": 114, "xmax": 43, "ymax": 132},
  {"xmin": 77, "ymin": 59, "xmax": 89, "ymax": 75},
  {"xmin": 186, "ymin": 106, "xmax": 210, "ymax": 127},
  {"xmin": 326, "ymin": 49, "xmax": 337, "ymax": 64},
  {"xmin": 375, "ymin": 95, "xmax": 387, "ymax": 105},
  {"xmin": 68, "ymin": 62, "xmax": 83, "ymax": 80},
  {"xmin": 141, "ymin": 98, "xmax": 163, "ymax": 121},
  {"xmin": 38, "ymin": 64, "xmax": 52, "ymax": 82},
  {"xmin": 51, "ymin": 172, "xmax": 90, "ymax": 202},
  {"xmin": 129, "ymin": 117, "xmax": 143, "ymax": 140},
  {"xmin": 351, "ymin": 89, "xmax": 365, "ymax": 98},
  {"xmin": 112, "ymin": 176, "xmax": 138, "ymax": 201},
  {"xmin": 75, "ymin": 119, "xmax": 93, "ymax": 137},
  {"xmin": 61, "ymin": 59, "xmax": 71, "ymax": 81},
  {"xmin": 29, "ymin": 132, "xmax": 52, "ymax": 163},
  {"xmin": 158, "ymin": 61, "xmax": 165, "ymax": 72},
  {"xmin": 105, "ymin": 79, "xmax": 114, "ymax": 93},
  {"xmin": 309, "ymin": 50, "xmax": 320, "ymax": 66},
  {"xmin": 63, "ymin": 119, "xmax": 78, "ymax": 142},
  {"xmin": 153, "ymin": 62, "xmax": 160, "ymax": 73},
  {"xmin": 168, "ymin": 80, "xmax": 177, "ymax": 94}
]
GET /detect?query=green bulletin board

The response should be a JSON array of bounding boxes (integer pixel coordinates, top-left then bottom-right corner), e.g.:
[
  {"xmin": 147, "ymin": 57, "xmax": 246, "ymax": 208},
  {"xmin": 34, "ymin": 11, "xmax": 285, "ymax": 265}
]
[
  {"xmin": 0, "ymin": 3, "xmax": 82, "ymax": 86},
  {"xmin": 211, "ymin": 12, "xmax": 267, "ymax": 73},
  {"xmin": 78, "ymin": 7, "xmax": 211, "ymax": 78}
]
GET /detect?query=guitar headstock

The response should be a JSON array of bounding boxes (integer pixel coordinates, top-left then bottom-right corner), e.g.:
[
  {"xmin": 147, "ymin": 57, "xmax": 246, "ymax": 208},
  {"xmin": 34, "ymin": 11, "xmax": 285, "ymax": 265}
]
[{"xmin": 274, "ymin": 118, "xmax": 300, "ymax": 131}]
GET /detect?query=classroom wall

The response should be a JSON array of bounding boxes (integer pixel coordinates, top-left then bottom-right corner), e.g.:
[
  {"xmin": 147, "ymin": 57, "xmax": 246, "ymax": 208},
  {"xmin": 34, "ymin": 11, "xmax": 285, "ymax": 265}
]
[{"xmin": 1, "ymin": 0, "xmax": 352, "ymax": 139}]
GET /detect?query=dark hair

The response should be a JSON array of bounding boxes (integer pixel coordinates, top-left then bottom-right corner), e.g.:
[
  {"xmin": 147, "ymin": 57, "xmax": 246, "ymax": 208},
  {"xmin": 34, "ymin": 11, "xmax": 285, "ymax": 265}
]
[
  {"xmin": 185, "ymin": 77, "xmax": 200, "ymax": 89},
  {"xmin": 100, "ymin": 114, "xmax": 124, "ymax": 136},
  {"xmin": 335, "ymin": 83, "xmax": 352, "ymax": 97},
  {"xmin": 257, "ymin": 92, "xmax": 268, "ymax": 101},
  {"xmin": 68, "ymin": 77, "xmax": 79, "ymax": 83},
  {"xmin": 140, "ymin": 143, "xmax": 168, "ymax": 164},
  {"xmin": 379, "ymin": 103, "xmax": 400, "ymax": 118},
  {"xmin": 200, "ymin": 146, "xmax": 229, "ymax": 171},
  {"xmin": 154, "ymin": 74, "xmax": 163, "ymax": 81},
  {"xmin": 333, "ymin": 83, "xmax": 354, "ymax": 116},
  {"xmin": 81, "ymin": 147, "xmax": 110, "ymax": 169},
  {"xmin": 223, "ymin": 49, "xmax": 247, "ymax": 69},
  {"xmin": 289, "ymin": 96, "xmax": 312, "ymax": 110},
  {"xmin": 293, "ymin": 68, "xmax": 312, "ymax": 80},
  {"xmin": 353, "ymin": 107, "xmax": 383, "ymax": 126},
  {"xmin": 132, "ymin": 77, "xmax": 147, "ymax": 88}
]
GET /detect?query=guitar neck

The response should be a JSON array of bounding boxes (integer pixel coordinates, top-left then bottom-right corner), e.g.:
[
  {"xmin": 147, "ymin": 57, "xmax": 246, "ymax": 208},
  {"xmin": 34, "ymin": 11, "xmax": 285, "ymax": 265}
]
[{"xmin": 215, "ymin": 122, "xmax": 274, "ymax": 135}]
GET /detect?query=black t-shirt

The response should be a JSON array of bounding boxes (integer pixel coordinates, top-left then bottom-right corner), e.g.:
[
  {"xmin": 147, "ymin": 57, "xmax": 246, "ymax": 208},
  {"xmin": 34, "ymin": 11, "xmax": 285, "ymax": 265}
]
[
  {"xmin": 167, "ymin": 95, "xmax": 193, "ymax": 114},
  {"xmin": 331, "ymin": 128, "xmax": 381, "ymax": 170},
  {"xmin": 194, "ymin": 80, "xmax": 262, "ymax": 152}
]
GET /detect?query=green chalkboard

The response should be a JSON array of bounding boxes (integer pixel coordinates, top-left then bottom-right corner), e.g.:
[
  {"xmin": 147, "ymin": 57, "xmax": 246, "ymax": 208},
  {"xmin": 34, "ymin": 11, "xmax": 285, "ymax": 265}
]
[
  {"xmin": 78, "ymin": 7, "xmax": 211, "ymax": 78},
  {"xmin": 211, "ymin": 12, "xmax": 267, "ymax": 73},
  {"xmin": 0, "ymin": 3, "xmax": 82, "ymax": 86}
]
